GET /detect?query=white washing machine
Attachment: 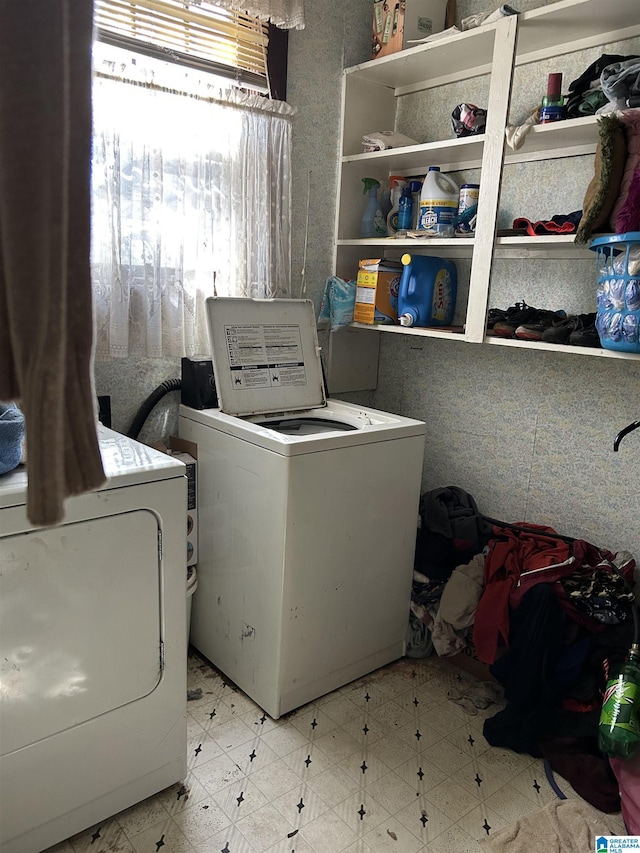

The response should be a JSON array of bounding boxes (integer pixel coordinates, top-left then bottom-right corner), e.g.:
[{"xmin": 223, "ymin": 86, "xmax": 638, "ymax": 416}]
[
  {"xmin": 179, "ymin": 298, "xmax": 426, "ymax": 719},
  {"xmin": 0, "ymin": 428, "xmax": 187, "ymax": 853}
]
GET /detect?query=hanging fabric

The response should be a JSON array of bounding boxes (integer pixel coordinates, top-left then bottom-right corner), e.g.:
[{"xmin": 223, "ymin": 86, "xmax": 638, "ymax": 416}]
[
  {"xmin": 0, "ymin": 0, "xmax": 106, "ymax": 527},
  {"xmin": 91, "ymin": 66, "xmax": 294, "ymax": 359}
]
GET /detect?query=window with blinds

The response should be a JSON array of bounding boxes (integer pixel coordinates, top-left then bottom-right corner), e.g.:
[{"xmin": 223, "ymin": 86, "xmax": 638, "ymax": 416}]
[{"xmin": 94, "ymin": 0, "xmax": 269, "ymax": 89}]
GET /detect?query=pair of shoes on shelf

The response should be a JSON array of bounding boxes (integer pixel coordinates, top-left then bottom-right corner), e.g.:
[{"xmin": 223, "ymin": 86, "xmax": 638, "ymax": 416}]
[
  {"xmin": 491, "ymin": 303, "xmax": 566, "ymax": 339},
  {"xmin": 486, "ymin": 302, "xmax": 530, "ymax": 330},
  {"xmin": 489, "ymin": 301, "xmax": 538, "ymax": 336},
  {"xmin": 541, "ymin": 312, "xmax": 600, "ymax": 347}
]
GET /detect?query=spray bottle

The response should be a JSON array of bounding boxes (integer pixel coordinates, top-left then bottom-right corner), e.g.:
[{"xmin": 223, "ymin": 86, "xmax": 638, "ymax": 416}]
[
  {"xmin": 360, "ymin": 178, "xmax": 387, "ymax": 238},
  {"xmin": 386, "ymin": 176, "xmax": 408, "ymax": 236}
]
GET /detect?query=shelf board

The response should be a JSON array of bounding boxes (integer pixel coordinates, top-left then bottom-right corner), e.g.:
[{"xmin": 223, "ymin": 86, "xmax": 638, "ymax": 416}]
[
  {"xmin": 494, "ymin": 234, "xmax": 594, "ymax": 259},
  {"xmin": 345, "ymin": 23, "xmax": 496, "ymax": 94},
  {"xmin": 343, "ymin": 136, "xmax": 484, "ymax": 173},
  {"xmin": 485, "ymin": 335, "xmax": 640, "ymax": 360},
  {"xmin": 516, "ymin": 0, "xmax": 640, "ymax": 66},
  {"xmin": 352, "ymin": 322, "xmax": 467, "ymax": 340},
  {"xmin": 350, "ymin": 324, "xmax": 640, "ymax": 361},
  {"xmin": 504, "ymin": 116, "xmax": 599, "ymax": 165},
  {"xmin": 337, "ymin": 237, "xmax": 475, "ymax": 259}
]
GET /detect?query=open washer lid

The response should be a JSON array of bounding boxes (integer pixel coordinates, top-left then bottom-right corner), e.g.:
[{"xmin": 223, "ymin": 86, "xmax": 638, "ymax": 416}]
[{"xmin": 206, "ymin": 297, "xmax": 327, "ymax": 417}]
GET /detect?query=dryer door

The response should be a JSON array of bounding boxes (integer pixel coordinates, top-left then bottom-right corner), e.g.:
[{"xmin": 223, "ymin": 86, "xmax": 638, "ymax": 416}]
[{"xmin": 0, "ymin": 509, "xmax": 162, "ymax": 754}]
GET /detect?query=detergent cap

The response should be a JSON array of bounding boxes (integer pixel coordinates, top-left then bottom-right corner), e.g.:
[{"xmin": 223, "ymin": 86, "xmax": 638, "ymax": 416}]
[{"xmin": 399, "ymin": 311, "xmax": 416, "ymax": 327}]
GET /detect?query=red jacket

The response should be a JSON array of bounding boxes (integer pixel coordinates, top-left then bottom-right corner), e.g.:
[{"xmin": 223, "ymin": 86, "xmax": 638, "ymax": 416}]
[{"xmin": 473, "ymin": 524, "xmax": 575, "ymax": 664}]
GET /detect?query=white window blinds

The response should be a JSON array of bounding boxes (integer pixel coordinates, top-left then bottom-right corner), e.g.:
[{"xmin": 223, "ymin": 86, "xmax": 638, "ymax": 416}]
[{"xmin": 94, "ymin": 0, "xmax": 269, "ymax": 87}]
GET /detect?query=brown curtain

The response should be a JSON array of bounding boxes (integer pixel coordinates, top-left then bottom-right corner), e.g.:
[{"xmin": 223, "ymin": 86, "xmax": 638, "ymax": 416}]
[{"xmin": 0, "ymin": 0, "xmax": 105, "ymax": 526}]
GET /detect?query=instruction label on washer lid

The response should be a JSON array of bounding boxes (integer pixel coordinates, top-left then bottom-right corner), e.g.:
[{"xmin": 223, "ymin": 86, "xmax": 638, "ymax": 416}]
[{"xmin": 225, "ymin": 324, "xmax": 307, "ymax": 390}]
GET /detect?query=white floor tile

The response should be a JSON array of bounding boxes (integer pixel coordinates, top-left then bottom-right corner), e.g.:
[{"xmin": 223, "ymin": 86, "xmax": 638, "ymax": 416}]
[
  {"xmin": 332, "ymin": 791, "xmax": 391, "ymax": 833},
  {"xmin": 208, "ymin": 716, "xmax": 257, "ymax": 752},
  {"xmin": 424, "ymin": 777, "xmax": 480, "ymax": 822},
  {"xmin": 212, "ymin": 778, "xmax": 270, "ymax": 822},
  {"xmin": 191, "ymin": 751, "xmax": 245, "ymax": 794},
  {"xmin": 190, "ymin": 822, "xmax": 258, "ymax": 852},
  {"xmin": 364, "ymin": 771, "xmax": 420, "ymax": 815},
  {"xmin": 249, "ymin": 757, "xmax": 304, "ymax": 801},
  {"xmin": 226, "ymin": 739, "xmax": 279, "ymax": 776},
  {"xmin": 259, "ymin": 721, "xmax": 316, "ymax": 757},
  {"xmin": 304, "ymin": 765, "xmax": 361, "ymax": 808},
  {"xmin": 367, "ymin": 730, "xmax": 423, "ymax": 770},
  {"xmin": 313, "ymin": 728, "xmax": 362, "ymax": 763},
  {"xmin": 70, "ymin": 821, "xmax": 135, "ymax": 853},
  {"xmin": 171, "ymin": 796, "xmax": 231, "ymax": 845},
  {"xmin": 115, "ymin": 797, "xmax": 172, "ymax": 837},
  {"xmin": 235, "ymin": 803, "xmax": 296, "ymax": 851},
  {"xmin": 362, "ymin": 816, "xmax": 424, "ymax": 853},
  {"xmin": 395, "ymin": 797, "xmax": 453, "ymax": 845},
  {"xmin": 124, "ymin": 817, "xmax": 193, "ymax": 853},
  {"xmin": 425, "ymin": 822, "xmax": 486, "ymax": 853},
  {"xmin": 272, "ymin": 782, "xmax": 332, "ymax": 826},
  {"xmin": 299, "ymin": 809, "xmax": 358, "ymax": 853},
  {"xmin": 155, "ymin": 777, "xmax": 210, "ymax": 816}
]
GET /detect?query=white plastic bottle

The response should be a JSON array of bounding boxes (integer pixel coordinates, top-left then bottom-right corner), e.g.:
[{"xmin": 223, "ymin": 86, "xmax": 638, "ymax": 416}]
[
  {"xmin": 386, "ymin": 178, "xmax": 408, "ymax": 236},
  {"xmin": 417, "ymin": 166, "xmax": 459, "ymax": 238}
]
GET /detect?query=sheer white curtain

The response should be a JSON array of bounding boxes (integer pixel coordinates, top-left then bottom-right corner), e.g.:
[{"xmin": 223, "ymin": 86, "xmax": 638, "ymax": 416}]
[
  {"xmin": 91, "ymin": 73, "xmax": 294, "ymax": 360},
  {"xmin": 211, "ymin": 0, "xmax": 305, "ymax": 30}
]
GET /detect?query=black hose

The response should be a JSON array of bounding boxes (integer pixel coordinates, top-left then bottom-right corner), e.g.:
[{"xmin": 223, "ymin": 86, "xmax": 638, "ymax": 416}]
[{"xmin": 126, "ymin": 378, "xmax": 181, "ymax": 439}]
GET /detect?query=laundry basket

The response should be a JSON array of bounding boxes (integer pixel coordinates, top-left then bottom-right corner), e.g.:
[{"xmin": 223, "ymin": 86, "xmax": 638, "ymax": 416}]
[
  {"xmin": 186, "ymin": 565, "xmax": 198, "ymax": 650},
  {"xmin": 591, "ymin": 232, "xmax": 640, "ymax": 353}
]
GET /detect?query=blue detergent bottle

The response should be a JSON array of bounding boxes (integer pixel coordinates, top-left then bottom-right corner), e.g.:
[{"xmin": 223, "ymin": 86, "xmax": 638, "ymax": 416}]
[{"xmin": 397, "ymin": 253, "xmax": 457, "ymax": 327}]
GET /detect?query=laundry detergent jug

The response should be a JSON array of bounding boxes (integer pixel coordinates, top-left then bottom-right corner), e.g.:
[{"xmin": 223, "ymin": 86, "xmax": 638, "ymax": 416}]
[{"xmin": 397, "ymin": 253, "xmax": 457, "ymax": 327}]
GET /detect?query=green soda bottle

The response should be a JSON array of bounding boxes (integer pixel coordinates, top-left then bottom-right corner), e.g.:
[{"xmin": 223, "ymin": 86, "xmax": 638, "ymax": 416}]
[{"xmin": 599, "ymin": 643, "xmax": 640, "ymax": 759}]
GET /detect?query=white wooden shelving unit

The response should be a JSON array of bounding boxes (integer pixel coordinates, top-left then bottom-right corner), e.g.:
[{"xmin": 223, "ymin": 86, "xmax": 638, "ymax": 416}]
[{"xmin": 334, "ymin": 0, "xmax": 640, "ymax": 364}]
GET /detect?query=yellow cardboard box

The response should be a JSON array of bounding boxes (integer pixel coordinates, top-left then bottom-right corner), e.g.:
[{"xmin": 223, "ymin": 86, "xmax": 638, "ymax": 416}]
[
  {"xmin": 354, "ymin": 258, "xmax": 403, "ymax": 324},
  {"xmin": 372, "ymin": 0, "xmax": 450, "ymax": 60}
]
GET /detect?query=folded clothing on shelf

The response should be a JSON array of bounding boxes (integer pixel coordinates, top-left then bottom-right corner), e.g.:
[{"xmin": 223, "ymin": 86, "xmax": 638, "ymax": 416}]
[
  {"xmin": 512, "ymin": 211, "xmax": 582, "ymax": 236},
  {"xmin": 361, "ymin": 130, "xmax": 419, "ymax": 151}
]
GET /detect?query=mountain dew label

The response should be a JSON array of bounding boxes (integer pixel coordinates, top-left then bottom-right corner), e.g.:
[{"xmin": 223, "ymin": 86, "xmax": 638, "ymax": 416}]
[{"xmin": 600, "ymin": 676, "xmax": 640, "ymax": 736}]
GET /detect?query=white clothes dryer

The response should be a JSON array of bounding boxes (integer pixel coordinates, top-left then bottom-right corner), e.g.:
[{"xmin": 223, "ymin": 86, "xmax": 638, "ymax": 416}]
[
  {"xmin": 0, "ymin": 428, "xmax": 187, "ymax": 853},
  {"xmin": 179, "ymin": 298, "xmax": 426, "ymax": 719}
]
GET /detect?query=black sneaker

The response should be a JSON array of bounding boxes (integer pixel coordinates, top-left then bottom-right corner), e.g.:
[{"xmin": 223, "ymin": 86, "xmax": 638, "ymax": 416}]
[
  {"xmin": 542, "ymin": 312, "xmax": 597, "ymax": 345},
  {"xmin": 514, "ymin": 309, "xmax": 567, "ymax": 341},
  {"xmin": 492, "ymin": 302, "xmax": 539, "ymax": 338},
  {"xmin": 568, "ymin": 314, "xmax": 600, "ymax": 347}
]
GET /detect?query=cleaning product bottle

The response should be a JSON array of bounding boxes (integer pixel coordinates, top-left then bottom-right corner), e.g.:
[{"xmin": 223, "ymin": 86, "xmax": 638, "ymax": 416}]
[
  {"xmin": 397, "ymin": 252, "xmax": 457, "ymax": 327},
  {"xmin": 360, "ymin": 178, "xmax": 387, "ymax": 238},
  {"xmin": 417, "ymin": 166, "xmax": 459, "ymax": 238},
  {"xmin": 539, "ymin": 72, "xmax": 566, "ymax": 123},
  {"xmin": 386, "ymin": 177, "xmax": 408, "ymax": 236},
  {"xmin": 599, "ymin": 643, "xmax": 640, "ymax": 759},
  {"xmin": 410, "ymin": 179, "xmax": 423, "ymax": 230},
  {"xmin": 397, "ymin": 186, "xmax": 413, "ymax": 234}
]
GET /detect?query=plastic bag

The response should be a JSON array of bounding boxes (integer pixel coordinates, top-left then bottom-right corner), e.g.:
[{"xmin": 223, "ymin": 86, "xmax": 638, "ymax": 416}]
[
  {"xmin": 317, "ymin": 276, "xmax": 356, "ymax": 330},
  {"xmin": 0, "ymin": 402, "xmax": 26, "ymax": 475}
]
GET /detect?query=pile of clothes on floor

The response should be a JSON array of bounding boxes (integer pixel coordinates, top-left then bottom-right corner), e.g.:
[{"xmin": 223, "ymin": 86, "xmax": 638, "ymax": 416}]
[{"xmin": 407, "ymin": 486, "xmax": 637, "ymax": 814}]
